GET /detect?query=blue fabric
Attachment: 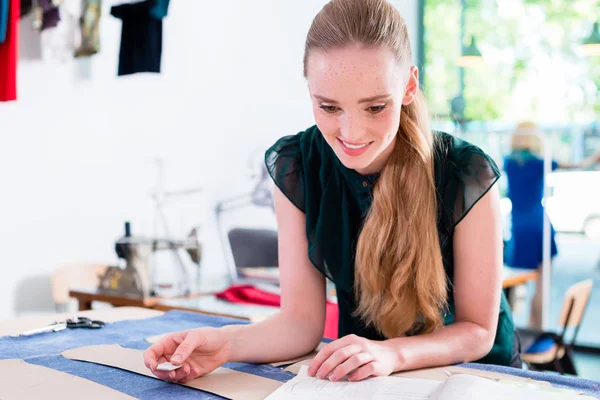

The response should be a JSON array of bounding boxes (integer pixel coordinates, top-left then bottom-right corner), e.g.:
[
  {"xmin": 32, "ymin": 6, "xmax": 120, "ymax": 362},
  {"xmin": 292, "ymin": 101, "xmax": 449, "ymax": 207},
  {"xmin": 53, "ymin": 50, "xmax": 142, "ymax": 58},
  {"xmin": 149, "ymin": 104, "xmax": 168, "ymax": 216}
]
[
  {"xmin": 3, "ymin": 310, "xmax": 599, "ymax": 399},
  {"xmin": 504, "ymin": 152, "xmax": 559, "ymax": 269},
  {"xmin": 0, "ymin": 0, "xmax": 8, "ymax": 43},
  {"xmin": 28, "ymin": 353, "xmax": 227, "ymax": 400},
  {"xmin": 524, "ymin": 335, "xmax": 557, "ymax": 354},
  {"xmin": 0, "ymin": 311, "xmax": 249, "ymax": 360}
]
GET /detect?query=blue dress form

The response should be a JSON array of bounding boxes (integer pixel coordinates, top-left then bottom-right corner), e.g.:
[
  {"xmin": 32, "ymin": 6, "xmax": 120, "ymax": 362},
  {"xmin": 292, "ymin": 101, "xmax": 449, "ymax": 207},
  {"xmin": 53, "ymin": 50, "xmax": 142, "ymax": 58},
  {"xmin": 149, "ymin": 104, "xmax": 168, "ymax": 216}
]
[{"xmin": 504, "ymin": 150, "xmax": 558, "ymax": 269}]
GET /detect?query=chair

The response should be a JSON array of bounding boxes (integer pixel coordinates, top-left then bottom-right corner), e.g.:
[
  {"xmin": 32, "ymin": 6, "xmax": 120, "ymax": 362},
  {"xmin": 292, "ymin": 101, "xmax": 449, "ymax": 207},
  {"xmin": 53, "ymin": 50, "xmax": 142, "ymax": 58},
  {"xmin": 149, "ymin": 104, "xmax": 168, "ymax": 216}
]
[
  {"xmin": 227, "ymin": 228, "xmax": 278, "ymax": 268},
  {"xmin": 521, "ymin": 279, "xmax": 594, "ymax": 375},
  {"xmin": 51, "ymin": 264, "xmax": 108, "ymax": 312}
]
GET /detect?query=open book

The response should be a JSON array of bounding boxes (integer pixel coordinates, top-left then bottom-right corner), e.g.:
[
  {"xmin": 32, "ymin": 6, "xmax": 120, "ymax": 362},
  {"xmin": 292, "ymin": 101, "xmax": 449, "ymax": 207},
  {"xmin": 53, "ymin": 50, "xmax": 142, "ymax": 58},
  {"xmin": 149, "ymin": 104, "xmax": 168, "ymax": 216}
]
[{"xmin": 265, "ymin": 365, "xmax": 593, "ymax": 400}]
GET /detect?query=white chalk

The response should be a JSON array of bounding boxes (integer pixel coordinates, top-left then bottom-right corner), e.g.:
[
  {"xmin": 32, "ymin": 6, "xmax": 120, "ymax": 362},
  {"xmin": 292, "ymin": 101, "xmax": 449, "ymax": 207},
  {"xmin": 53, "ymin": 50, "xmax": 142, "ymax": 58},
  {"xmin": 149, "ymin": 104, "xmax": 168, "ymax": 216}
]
[{"xmin": 157, "ymin": 362, "xmax": 183, "ymax": 371}]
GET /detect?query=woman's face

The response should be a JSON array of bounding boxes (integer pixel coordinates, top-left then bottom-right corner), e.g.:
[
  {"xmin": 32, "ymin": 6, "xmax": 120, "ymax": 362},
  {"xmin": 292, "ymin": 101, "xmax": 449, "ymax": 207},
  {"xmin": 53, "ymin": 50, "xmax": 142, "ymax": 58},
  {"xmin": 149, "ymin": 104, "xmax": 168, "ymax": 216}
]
[{"xmin": 306, "ymin": 45, "xmax": 418, "ymax": 175}]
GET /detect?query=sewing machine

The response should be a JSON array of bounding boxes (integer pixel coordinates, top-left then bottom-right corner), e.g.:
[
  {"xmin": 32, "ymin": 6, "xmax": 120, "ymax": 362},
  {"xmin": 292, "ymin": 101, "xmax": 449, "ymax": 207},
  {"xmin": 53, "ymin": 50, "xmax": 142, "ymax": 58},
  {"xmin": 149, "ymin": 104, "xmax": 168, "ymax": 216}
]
[{"xmin": 97, "ymin": 222, "xmax": 201, "ymax": 299}]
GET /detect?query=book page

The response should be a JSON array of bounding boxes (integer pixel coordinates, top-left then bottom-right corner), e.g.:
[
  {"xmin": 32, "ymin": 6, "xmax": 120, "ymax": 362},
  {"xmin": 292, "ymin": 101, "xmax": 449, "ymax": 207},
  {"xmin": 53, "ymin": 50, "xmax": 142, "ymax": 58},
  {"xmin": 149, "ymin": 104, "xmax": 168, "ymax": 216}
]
[{"xmin": 265, "ymin": 365, "xmax": 441, "ymax": 400}]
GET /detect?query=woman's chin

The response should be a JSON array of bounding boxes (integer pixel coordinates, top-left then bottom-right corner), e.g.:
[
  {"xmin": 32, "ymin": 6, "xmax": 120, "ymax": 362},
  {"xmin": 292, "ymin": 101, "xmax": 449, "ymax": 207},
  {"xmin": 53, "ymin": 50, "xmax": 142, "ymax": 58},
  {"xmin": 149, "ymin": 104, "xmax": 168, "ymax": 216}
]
[{"xmin": 336, "ymin": 152, "xmax": 373, "ymax": 172}]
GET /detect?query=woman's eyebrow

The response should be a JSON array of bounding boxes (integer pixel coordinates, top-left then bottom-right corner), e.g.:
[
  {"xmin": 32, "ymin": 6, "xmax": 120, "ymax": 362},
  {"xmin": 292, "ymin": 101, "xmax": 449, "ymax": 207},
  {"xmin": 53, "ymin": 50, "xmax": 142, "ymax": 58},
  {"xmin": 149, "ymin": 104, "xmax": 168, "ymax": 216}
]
[{"xmin": 313, "ymin": 94, "xmax": 392, "ymax": 104}]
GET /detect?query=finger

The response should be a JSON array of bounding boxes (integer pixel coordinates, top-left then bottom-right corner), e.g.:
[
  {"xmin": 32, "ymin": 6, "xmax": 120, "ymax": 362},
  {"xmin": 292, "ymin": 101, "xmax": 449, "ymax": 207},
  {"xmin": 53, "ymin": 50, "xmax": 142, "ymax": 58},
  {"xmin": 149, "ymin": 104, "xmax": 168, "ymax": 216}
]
[
  {"xmin": 152, "ymin": 369, "xmax": 176, "ymax": 381},
  {"xmin": 315, "ymin": 344, "xmax": 362, "ymax": 380},
  {"xmin": 146, "ymin": 356, "xmax": 171, "ymax": 379},
  {"xmin": 167, "ymin": 363, "xmax": 191, "ymax": 382},
  {"xmin": 143, "ymin": 344, "xmax": 166, "ymax": 371},
  {"xmin": 330, "ymin": 352, "xmax": 374, "ymax": 381},
  {"xmin": 171, "ymin": 331, "xmax": 203, "ymax": 365},
  {"xmin": 308, "ymin": 335, "xmax": 360, "ymax": 376},
  {"xmin": 348, "ymin": 361, "xmax": 378, "ymax": 382},
  {"xmin": 177, "ymin": 365, "xmax": 204, "ymax": 383},
  {"xmin": 144, "ymin": 334, "xmax": 182, "ymax": 370}
]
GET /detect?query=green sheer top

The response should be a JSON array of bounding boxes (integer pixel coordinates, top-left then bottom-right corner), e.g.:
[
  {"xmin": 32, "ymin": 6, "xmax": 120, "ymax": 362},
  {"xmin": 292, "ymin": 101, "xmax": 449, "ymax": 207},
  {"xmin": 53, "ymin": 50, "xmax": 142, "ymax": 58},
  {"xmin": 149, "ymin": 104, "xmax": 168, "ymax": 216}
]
[{"xmin": 265, "ymin": 125, "xmax": 515, "ymax": 367}]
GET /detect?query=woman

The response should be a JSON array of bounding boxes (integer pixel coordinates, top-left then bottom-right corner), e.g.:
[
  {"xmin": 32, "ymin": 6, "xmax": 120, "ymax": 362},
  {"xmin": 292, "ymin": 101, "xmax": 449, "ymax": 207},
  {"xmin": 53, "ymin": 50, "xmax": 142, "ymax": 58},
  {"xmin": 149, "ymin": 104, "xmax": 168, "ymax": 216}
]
[
  {"xmin": 144, "ymin": 0, "xmax": 520, "ymax": 383},
  {"xmin": 503, "ymin": 122, "xmax": 584, "ymax": 329}
]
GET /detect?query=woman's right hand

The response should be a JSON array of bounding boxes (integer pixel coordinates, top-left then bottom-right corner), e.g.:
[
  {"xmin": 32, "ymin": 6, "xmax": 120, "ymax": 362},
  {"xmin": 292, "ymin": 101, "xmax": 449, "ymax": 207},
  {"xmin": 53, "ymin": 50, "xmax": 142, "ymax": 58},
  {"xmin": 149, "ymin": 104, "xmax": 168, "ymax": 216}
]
[{"xmin": 143, "ymin": 327, "xmax": 231, "ymax": 383}]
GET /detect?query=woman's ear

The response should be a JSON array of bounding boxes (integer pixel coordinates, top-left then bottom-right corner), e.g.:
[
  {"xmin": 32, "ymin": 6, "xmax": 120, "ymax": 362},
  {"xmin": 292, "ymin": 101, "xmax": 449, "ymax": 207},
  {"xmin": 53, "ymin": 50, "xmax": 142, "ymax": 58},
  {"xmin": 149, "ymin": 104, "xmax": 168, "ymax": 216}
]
[{"xmin": 402, "ymin": 66, "xmax": 419, "ymax": 106}]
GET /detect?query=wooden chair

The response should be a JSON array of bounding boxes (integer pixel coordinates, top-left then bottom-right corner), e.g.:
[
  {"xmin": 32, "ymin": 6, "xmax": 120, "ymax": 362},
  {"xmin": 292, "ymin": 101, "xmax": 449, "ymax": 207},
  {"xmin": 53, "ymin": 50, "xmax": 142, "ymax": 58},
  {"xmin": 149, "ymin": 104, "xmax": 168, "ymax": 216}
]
[
  {"xmin": 51, "ymin": 264, "xmax": 108, "ymax": 312},
  {"xmin": 521, "ymin": 279, "xmax": 593, "ymax": 375}
]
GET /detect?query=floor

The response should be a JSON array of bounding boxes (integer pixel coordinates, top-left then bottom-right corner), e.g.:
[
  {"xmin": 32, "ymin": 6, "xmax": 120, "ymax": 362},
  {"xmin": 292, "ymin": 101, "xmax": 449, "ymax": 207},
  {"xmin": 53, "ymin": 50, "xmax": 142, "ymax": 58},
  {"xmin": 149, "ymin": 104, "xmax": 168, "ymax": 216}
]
[{"xmin": 573, "ymin": 351, "xmax": 600, "ymax": 381}]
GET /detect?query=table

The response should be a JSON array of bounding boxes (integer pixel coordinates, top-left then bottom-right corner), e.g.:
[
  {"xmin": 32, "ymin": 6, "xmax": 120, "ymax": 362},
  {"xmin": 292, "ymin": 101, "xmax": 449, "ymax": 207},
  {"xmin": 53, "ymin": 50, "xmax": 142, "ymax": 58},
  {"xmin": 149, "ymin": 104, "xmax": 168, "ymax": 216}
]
[
  {"xmin": 69, "ymin": 288, "xmax": 177, "ymax": 311},
  {"xmin": 503, "ymin": 266, "xmax": 538, "ymax": 289},
  {"xmin": 1, "ymin": 307, "xmax": 599, "ymax": 399},
  {"xmin": 155, "ymin": 295, "xmax": 280, "ymax": 322},
  {"xmin": 72, "ymin": 267, "xmax": 537, "ymax": 318}
]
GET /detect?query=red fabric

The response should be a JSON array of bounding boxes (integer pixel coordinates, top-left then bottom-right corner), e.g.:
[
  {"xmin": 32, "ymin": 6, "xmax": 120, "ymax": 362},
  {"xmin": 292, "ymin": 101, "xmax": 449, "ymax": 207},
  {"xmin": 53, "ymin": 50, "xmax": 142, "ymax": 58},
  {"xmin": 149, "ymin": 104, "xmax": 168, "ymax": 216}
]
[
  {"xmin": 0, "ymin": 0, "xmax": 19, "ymax": 102},
  {"xmin": 216, "ymin": 284, "xmax": 339, "ymax": 340}
]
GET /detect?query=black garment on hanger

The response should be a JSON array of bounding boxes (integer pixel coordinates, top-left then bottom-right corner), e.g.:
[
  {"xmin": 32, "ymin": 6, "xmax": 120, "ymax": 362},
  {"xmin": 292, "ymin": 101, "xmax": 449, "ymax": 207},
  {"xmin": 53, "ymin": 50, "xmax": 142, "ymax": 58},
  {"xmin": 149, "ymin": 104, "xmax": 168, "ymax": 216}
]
[
  {"xmin": 111, "ymin": 0, "xmax": 168, "ymax": 76},
  {"xmin": 20, "ymin": 0, "xmax": 32, "ymax": 18}
]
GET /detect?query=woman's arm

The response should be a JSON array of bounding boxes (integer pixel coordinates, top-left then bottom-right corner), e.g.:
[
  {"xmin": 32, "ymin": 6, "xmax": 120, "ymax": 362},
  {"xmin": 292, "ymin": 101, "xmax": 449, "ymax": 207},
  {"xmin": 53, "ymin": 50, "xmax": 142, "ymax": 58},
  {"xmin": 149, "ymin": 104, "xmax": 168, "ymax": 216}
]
[
  {"xmin": 382, "ymin": 184, "xmax": 503, "ymax": 371},
  {"xmin": 220, "ymin": 186, "xmax": 327, "ymax": 364},
  {"xmin": 580, "ymin": 150, "xmax": 600, "ymax": 169},
  {"xmin": 307, "ymin": 184, "xmax": 504, "ymax": 381}
]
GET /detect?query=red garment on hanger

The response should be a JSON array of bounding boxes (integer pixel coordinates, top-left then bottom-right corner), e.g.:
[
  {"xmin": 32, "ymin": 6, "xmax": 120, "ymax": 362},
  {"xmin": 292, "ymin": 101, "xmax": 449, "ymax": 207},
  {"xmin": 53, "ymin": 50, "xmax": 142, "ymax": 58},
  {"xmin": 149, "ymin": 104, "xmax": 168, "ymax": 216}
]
[
  {"xmin": 0, "ymin": 0, "xmax": 19, "ymax": 102},
  {"xmin": 216, "ymin": 284, "xmax": 339, "ymax": 340}
]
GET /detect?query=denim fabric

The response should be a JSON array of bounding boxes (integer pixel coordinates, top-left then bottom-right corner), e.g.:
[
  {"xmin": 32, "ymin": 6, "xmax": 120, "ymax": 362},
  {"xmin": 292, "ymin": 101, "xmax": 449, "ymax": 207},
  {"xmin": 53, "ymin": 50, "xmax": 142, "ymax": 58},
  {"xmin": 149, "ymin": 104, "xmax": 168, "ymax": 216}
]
[{"xmin": 0, "ymin": 311, "xmax": 249, "ymax": 360}]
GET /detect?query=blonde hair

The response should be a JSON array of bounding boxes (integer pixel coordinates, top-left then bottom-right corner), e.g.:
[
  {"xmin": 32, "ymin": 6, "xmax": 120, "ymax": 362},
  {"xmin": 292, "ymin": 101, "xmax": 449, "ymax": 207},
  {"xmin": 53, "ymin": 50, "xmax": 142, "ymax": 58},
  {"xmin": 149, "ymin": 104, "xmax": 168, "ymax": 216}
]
[
  {"xmin": 511, "ymin": 121, "xmax": 542, "ymax": 154},
  {"xmin": 304, "ymin": 0, "xmax": 447, "ymax": 338}
]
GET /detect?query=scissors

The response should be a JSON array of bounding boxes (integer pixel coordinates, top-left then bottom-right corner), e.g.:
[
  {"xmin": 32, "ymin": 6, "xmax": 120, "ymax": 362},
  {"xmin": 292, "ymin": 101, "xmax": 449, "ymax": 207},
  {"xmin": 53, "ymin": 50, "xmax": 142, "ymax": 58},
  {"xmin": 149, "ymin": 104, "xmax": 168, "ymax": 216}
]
[
  {"xmin": 13, "ymin": 317, "xmax": 106, "ymax": 337},
  {"xmin": 65, "ymin": 317, "xmax": 105, "ymax": 329}
]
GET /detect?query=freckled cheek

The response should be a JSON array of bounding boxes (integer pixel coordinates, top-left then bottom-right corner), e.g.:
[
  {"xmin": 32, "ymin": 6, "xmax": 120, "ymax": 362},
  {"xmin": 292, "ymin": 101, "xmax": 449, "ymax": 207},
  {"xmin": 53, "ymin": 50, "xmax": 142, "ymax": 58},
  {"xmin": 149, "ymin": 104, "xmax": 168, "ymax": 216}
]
[
  {"xmin": 371, "ymin": 113, "xmax": 401, "ymax": 141},
  {"xmin": 314, "ymin": 113, "xmax": 340, "ymax": 142}
]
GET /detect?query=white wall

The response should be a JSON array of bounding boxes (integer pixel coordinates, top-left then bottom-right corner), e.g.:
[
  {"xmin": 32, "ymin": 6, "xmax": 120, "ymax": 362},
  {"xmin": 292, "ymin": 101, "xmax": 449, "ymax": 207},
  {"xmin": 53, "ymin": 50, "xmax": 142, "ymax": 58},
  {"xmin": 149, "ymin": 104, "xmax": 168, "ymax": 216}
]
[{"xmin": 0, "ymin": 0, "xmax": 418, "ymax": 319}]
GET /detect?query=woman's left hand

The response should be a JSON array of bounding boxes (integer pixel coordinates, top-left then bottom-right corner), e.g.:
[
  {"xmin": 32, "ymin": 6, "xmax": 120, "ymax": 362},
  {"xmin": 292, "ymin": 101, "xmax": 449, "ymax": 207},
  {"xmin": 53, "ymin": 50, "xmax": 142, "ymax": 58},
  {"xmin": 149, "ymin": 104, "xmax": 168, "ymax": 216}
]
[{"xmin": 307, "ymin": 334, "xmax": 399, "ymax": 382}]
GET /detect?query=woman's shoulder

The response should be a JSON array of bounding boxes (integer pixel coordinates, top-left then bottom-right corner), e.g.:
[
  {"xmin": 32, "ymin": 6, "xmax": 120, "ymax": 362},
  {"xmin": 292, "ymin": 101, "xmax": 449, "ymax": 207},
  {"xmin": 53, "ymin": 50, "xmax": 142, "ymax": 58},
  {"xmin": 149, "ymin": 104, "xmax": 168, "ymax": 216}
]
[
  {"xmin": 266, "ymin": 125, "xmax": 323, "ymax": 157},
  {"xmin": 433, "ymin": 131, "xmax": 501, "ymax": 227},
  {"xmin": 264, "ymin": 125, "xmax": 326, "ymax": 213},
  {"xmin": 434, "ymin": 130, "xmax": 501, "ymax": 181}
]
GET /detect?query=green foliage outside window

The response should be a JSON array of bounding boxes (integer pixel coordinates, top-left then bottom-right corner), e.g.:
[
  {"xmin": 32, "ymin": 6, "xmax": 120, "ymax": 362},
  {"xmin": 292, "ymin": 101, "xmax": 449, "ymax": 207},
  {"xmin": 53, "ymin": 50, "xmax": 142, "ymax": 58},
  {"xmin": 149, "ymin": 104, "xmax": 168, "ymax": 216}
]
[{"xmin": 423, "ymin": 0, "xmax": 600, "ymax": 124}]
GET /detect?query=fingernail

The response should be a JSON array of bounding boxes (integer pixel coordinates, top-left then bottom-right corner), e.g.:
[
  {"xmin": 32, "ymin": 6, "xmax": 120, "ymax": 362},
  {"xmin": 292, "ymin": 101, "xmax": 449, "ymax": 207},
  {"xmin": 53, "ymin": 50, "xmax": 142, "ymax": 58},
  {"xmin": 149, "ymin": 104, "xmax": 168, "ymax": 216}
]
[
  {"xmin": 329, "ymin": 374, "xmax": 337, "ymax": 381},
  {"xmin": 171, "ymin": 355, "xmax": 182, "ymax": 364},
  {"xmin": 169, "ymin": 371, "xmax": 176, "ymax": 380},
  {"xmin": 307, "ymin": 368, "xmax": 314, "ymax": 376}
]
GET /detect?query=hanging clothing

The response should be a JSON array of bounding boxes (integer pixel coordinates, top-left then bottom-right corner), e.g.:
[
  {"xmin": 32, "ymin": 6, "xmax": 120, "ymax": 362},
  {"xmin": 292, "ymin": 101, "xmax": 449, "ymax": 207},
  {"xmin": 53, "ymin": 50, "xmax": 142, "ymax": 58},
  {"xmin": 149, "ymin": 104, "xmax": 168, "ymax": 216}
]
[
  {"xmin": 0, "ymin": 0, "xmax": 8, "ymax": 43},
  {"xmin": 39, "ymin": 0, "xmax": 80, "ymax": 62},
  {"xmin": 110, "ymin": 0, "xmax": 170, "ymax": 76},
  {"xmin": 34, "ymin": 0, "xmax": 60, "ymax": 31},
  {"xmin": 20, "ymin": 0, "xmax": 32, "ymax": 17},
  {"xmin": 0, "ymin": 0, "xmax": 19, "ymax": 102},
  {"xmin": 74, "ymin": 0, "xmax": 101, "ymax": 57}
]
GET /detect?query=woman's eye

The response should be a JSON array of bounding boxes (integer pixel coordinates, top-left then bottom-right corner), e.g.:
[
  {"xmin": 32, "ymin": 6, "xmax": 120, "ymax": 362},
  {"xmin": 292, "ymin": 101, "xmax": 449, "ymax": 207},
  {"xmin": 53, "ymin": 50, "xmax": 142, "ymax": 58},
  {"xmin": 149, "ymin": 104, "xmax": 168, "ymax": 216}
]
[
  {"xmin": 368, "ymin": 105, "xmax": 386, "ymax": 113},
  {"xmin": 319, "ymin": 105, "xmax": 339, "ymax": 113}
]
